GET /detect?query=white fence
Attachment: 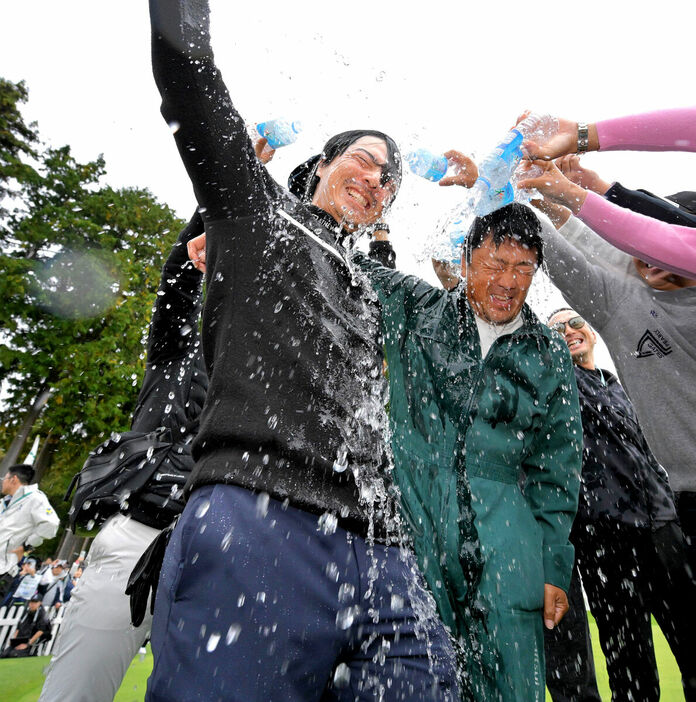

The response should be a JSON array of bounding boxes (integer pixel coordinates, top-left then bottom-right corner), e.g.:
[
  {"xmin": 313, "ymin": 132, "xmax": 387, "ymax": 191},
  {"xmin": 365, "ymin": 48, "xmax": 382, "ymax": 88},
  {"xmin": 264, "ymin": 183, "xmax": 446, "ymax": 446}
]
[{"xmin": 0, "ymin": 603, "xmax": 67, "ymax": 657}]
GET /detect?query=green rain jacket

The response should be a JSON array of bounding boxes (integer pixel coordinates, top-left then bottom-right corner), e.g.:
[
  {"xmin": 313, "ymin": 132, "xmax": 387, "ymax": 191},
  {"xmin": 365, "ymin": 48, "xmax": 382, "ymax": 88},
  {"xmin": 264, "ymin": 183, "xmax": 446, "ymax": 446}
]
[{"xmin": 353, "ymin": 252, "xmax": 582, "ymax": 699}]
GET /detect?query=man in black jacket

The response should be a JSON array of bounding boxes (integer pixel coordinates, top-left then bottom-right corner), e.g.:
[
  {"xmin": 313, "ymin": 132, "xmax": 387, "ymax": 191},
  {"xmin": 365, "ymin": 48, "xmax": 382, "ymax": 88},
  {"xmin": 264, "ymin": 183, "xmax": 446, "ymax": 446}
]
[
  {"xmin": 38, "ymin": 214, "xmax": 208, "ymax": 702},
  {"xmin": 545, "ymin": 308, "xmax": 696, "ymax": 702},
  {"xmin": 145, "ymin": 2, "xmax": 460, "ymax": 701},
  {"xmin": 0, "ymin": 595, "xmax": 51, "ymax": 658}
]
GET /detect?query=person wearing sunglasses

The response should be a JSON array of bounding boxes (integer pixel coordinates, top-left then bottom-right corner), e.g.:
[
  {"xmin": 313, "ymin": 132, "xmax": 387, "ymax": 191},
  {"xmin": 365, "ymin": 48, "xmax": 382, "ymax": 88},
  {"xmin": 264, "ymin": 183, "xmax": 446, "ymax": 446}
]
[{"xmin": 544, "ymin": 308, "xmax": 696, "ymax": 702}]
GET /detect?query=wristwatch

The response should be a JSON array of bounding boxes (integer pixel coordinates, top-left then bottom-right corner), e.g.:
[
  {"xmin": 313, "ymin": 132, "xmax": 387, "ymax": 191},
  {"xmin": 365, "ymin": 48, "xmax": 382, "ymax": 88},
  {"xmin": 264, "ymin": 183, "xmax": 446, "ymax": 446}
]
[{"xmin": 577, "ymin": 123, "xmax": 590, "ymax": 153}]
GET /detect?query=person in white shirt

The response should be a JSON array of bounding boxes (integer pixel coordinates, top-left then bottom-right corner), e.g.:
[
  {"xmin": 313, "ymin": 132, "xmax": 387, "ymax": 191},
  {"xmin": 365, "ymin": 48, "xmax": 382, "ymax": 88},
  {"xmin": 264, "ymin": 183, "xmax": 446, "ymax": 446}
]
[{"xmin": 0, "ymin": 464, "xmax": 60, "ymax": 579}]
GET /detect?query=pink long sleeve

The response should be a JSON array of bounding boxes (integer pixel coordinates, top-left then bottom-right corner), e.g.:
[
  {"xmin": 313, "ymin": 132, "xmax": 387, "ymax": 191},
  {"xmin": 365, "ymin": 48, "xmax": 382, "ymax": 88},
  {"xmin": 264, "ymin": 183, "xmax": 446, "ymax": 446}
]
[
  {"xmin": 577, "ymin": 191, "xmax": 696, "ymax": 278},
  {"xmin": 596, "ymin": 107, "xmax": 696, "ymax": 152}
]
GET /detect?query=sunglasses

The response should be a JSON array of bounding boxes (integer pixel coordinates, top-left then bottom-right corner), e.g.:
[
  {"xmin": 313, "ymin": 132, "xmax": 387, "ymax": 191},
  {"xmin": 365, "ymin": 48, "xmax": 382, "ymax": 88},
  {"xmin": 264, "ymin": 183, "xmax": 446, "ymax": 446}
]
[{"xmin": 549, "ymin": 315, "xmax": 586, "ymax": 335}]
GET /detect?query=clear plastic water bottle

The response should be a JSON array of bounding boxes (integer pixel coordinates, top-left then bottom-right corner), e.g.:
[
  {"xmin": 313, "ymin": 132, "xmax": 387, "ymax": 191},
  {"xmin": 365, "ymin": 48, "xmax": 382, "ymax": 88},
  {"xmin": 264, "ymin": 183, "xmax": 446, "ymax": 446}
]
[
  {"xmin": 515, "ymin": 113, "xmax": 559, "ymax": 154},
  {"xmin": 256, "ymin": 119, "xmax": 303, "ymax": 149},
  {"xmin": 406, "ymin": 149, "xmax": 448, "ymax": 182}
]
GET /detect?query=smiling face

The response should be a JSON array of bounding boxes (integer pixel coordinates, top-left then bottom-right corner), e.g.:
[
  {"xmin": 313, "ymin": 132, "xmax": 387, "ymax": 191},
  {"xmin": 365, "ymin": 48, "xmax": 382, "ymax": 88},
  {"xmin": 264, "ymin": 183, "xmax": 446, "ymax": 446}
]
[
  {"xmin": 633, "ymin": 258, "xmax": 696, "ymax": 291},
  {"xmin": 464, "ymin": 233, "xmax": 538, "ymax": 325},
  {"xmin": 312, "ymin": 137, "xmax": 396, "ymax": 230},
  {"xmin": 548, "ymin": 309, "xmax": 596, "ymax": 369}
]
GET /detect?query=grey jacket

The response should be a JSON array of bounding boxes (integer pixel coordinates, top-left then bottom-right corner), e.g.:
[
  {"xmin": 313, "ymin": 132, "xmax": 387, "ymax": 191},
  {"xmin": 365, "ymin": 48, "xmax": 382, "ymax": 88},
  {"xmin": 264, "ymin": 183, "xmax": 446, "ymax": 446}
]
[{"xmin": 540, "ymin": 215, "xmax": 696, "ymax": 493}]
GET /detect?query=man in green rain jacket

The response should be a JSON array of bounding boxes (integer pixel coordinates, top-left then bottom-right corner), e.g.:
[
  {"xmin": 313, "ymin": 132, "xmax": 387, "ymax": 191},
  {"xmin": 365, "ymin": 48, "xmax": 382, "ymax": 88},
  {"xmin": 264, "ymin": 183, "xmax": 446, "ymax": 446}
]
[{"xmin": 352, "ymin": 202, "xmax": 582, "ymax": 702}]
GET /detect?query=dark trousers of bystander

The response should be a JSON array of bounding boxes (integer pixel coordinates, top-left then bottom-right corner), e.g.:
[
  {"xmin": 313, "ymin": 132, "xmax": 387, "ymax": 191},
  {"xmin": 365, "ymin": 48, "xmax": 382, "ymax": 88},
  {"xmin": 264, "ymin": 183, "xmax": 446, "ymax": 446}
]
[
  {"xmin": 544, "ymin": 567, "xmax": 601, "ymax": 702},
  {"xmin": 574, "ymin": 520, "xmax": 696, "ymax": 702},
  {"xmin": 675, "ymin": 490, "xmax": 696, "ymax": 579}
]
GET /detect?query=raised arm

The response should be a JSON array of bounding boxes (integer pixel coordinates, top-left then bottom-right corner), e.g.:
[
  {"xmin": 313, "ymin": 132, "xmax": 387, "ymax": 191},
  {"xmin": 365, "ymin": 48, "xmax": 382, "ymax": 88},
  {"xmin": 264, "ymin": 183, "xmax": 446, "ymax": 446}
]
[
  {"xmin": 576, "ymin": 192, "xmax": 696, "ymax": 278},
  {"xmin": 351, "ymin": 250, "xmax": 442, "ymax": 319},
  {"xmin": 523, "ymin": 107, "xmax": 696, "ymax": 160},
  {"xmin": 605, "ymin": 183, "xmax": 696, "ymax": 227},
  {"xmin": 145, "ymin": 211, "xmax": 204, "ymax": 367},
  {"xmin": 520, "ymin": 159, "xmax": 696, "ymax": 278},
  {"xmin": 149, "ymin": 0, "xmax": 271, "ymax": 220},
  {"xmin": 536, "ymin": 208, "xmax": 633, "ymax": 331}
]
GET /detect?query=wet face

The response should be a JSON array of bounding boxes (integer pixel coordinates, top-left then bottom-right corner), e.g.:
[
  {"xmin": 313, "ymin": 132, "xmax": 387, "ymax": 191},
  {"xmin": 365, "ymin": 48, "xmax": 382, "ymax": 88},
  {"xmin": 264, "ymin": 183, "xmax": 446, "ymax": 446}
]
[
  {"xmin": 633, "ymin": 258, "xmax": 696, "ymax": 291},
  {"xmin": 464, "ymin": 233, "xmax": 538, "ymax": 324},
  {"xmin": 548, "ymin": 309, "xmax": 596, "ymax": 368},
  {"xmin": 312, "ymin": 137, "xmax": 396, "ymax": 230}
]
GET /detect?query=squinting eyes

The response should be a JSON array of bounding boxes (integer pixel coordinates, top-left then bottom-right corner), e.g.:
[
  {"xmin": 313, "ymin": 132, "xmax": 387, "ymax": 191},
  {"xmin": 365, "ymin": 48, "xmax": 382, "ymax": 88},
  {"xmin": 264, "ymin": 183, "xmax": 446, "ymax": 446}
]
[{"xmin": 481, "ymin": 263, "xmax": 537, "ymax": 276}]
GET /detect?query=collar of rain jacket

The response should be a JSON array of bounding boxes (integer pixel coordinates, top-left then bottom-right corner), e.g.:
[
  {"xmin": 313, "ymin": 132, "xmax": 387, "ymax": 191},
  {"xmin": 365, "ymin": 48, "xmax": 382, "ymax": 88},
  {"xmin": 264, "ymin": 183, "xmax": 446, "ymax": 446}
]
[{"xmin": 454, "ymin": 288, "xmax": 553, "ymax": 349}]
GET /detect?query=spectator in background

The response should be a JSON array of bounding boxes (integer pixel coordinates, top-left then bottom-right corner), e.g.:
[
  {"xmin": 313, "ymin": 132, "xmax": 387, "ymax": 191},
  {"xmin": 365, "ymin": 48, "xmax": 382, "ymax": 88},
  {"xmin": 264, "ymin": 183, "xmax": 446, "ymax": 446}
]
[
  {"xmin": 528, "ymin": 159, "xmax": 696, "ymax": 577},
  {"xmin": 40, "ymin": 561, "xmax": 70, "ymax": 610},
  {"xmin": 0, "ymin": 464, "xmax": 59, "ymax": 586},
  {"xmin": 545, "ymin": 308, "xmax": 696, "ymax": 701},
  {"xmin": 0, "ymin": 594, "xmax": 51, "ymax": 658},
  {"xmin": 2, "ymin": 558, "xmax": 41, "ymax": 607}
]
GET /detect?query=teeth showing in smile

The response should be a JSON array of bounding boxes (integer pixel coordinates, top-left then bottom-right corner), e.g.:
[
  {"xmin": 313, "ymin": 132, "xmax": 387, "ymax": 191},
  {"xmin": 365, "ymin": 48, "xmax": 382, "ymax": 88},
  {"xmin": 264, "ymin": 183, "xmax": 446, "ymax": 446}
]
[
  {"xmin": 491, "ymin": 294, "xmax": 511, "ymax": 304},
  {"xmin": 567, "ymin": 339, "xmax": 582, "ymax": 348},
  {"xmin": 346, "ymin": 188, "xmax": 369, "ymax": 208}
]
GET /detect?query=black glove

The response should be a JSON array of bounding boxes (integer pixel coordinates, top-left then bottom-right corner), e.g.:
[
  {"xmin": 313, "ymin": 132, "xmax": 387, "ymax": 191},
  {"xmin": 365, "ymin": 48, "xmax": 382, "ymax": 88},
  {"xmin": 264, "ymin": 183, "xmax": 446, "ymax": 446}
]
[{"xmin": 126, "ymin": 518, "xmax": 177, "ymax": 627}]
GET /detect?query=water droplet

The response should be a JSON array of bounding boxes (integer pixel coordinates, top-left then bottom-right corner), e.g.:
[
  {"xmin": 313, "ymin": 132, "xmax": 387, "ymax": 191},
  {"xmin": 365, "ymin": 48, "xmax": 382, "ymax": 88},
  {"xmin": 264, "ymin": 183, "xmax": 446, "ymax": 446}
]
[
  {"xmin": 390, "ymin": 594, "xmax": 405, "ymax": 611},
  {"xmin": 267, "ymin": 414, "xmax": 278, "ymax": 429},
  {"xmin": 336, "ymin": 606, "xmax": 359, "ymax": 630},
  {"xmin": 325, "ymin": 562, "xmax": 340, "ymax": 582},
  {"xmin": 332, "ymin": 448, "xmax": 348, "ymax": 473},
  {"xmin": 317, "ymin": 512, "xmax": 338, "ymax": 535},
  {"xmin": 256, "ymin": 492, "xmax": 270, "ymax": 518},
  {"xmin": 169, "ymin": 121, "xmax": 180, "ymax": 133},
  {"xmin": 516, "ymin": 430, "xmax": 525, "ymax": 441},
  {"xmin": 375, "ymin": 71, "xmax": 385, "ymax": 82},
  {"xmin": 274, "ymin": 301, "xmax": 283, "ymax": 313},
  {"xmin": 256, "ymin": 591, "xmax": 266, "ymax": 603},
  {"xmin": 237, "ymin": 593, "xmax": 245, "ymax": 607},
  {"xmin": 225, "ymin": 623, "xmax": 242, "ymax": 645},
  {"xmin": 206, "ymin": 632, "xmax": 221, "ymax": 652},
  {"xmin": 333, "ymin": 662, "xmax": 351, "ymax": 688},
  {"xmin": 195, "ymin": 500, "xmax": 210, "ymax": 518},
  {"xmin": 338, "ymin": 583, "xmax": 355, "ymax": 602},
  {"xmin": 220, "ymin": 530, "xmax": 233, "ymax": 552},
  {"xmin": 164, "ymin": 403, "xmax": 173, "ymax": 415}
]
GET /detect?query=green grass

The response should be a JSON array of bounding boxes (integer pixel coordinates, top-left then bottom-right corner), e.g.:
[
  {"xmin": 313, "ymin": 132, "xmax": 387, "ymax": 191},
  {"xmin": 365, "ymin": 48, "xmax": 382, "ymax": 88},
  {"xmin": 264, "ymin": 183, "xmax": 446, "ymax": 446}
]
[{"xmin": 0, "ymin": 617, "xmax": 686, "ymax": 701}]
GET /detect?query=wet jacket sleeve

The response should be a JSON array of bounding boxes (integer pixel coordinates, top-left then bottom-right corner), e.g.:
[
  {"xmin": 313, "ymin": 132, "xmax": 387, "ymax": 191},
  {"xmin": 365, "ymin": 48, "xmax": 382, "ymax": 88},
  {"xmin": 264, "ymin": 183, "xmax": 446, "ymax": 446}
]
[
  {"xmin": 522, "ymin": 348, "xmax": 582, "ymax": 592},
  {"xmin": 539, "ymin": 215, "xmax": 634, "ymax": 332},
  {"xmin": 368, "ymin": 240, "xmax": 396, "ymax": 269},
  {"xmin": 149, "ymin": 0, "xmax": 271, "ymax": 221},
  {"xmin": 351, "ymin": 251, "xmax": 441, "ymax": 319},
  {"xmin": 144, "ymin": 211, "xmax": 204, "ymax": 367},
  {"xmin": 605, "ymin": 183, "xmax": 696, "ymax": 228}
]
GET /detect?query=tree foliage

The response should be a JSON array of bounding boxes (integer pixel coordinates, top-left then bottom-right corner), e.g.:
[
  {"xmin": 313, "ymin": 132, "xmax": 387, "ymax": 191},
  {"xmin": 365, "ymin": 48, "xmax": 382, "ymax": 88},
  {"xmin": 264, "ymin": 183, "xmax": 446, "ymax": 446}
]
[{"xmin": 0, "ymin": 77, "xmax": 185, "ymax": 510}]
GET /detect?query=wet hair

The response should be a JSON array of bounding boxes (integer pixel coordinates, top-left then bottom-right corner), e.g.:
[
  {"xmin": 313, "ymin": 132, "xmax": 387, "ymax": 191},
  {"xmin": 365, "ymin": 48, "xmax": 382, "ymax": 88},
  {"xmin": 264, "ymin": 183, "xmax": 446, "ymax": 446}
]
[
  {"xmin": 287, "ymin": 129, "xmax": 402, "ymax": 203},
  {"xmin": 547, "ymin": 307, "xmax": 574, "ymax": 324},
  {"xmin": 7, "ymin": 464, "xmax": 35, "ymax": 485},
  {"xmin": 464, "ymin": 203, "xmax": 544, "ymax": 268}
]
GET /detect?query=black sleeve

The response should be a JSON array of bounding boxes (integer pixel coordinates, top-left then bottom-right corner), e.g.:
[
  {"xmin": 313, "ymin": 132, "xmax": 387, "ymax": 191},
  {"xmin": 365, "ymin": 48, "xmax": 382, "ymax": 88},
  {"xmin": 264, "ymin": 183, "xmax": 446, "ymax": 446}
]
[
  {"xmin": 149, "ymin": 0, "xmax": 272, "ymax": 221},
  {"xmin": 368, "ymin": 240, "xmax": 396, "ymax": 269},
  {"xmin": 605, "ymin": 182, "xmax": 696, "ymax": 228},
  {"xmin": 145, "ymin": 211, "xmax": 204, "ymax": 366}
]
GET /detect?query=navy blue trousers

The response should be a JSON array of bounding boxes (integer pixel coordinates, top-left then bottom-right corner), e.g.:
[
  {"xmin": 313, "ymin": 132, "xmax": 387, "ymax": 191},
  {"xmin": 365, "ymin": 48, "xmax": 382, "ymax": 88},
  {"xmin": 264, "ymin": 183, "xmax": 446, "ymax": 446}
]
[{"xmin": 145, "ymin": 484, "xmax": 458, "ymax": 702}]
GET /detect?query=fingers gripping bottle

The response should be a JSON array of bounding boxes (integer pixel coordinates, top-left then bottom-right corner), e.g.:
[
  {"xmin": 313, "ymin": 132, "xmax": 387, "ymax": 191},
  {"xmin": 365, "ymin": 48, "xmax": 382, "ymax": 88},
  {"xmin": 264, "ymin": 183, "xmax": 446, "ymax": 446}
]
[
  {"xmin": 256, "ymin": 119, "xmax": 303, "ymax": 149},
  {"xmin": 472, "ymin": 113, "xmax": 558, "ymax": 216},
  {"xmin": 406, "ymin": 149, "xmax": 448, "ymax": 182}
]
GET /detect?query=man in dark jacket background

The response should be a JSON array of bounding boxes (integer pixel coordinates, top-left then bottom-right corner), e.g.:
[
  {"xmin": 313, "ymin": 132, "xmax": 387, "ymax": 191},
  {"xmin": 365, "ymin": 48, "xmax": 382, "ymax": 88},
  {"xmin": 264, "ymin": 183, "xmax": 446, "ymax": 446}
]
[
  {"xmin": 545, "ymin": 308, "xmax": 696, "ymax": 702},
  {"xmin": 38, "ymin": 214, "xmax": 208, "ymax": 702}
]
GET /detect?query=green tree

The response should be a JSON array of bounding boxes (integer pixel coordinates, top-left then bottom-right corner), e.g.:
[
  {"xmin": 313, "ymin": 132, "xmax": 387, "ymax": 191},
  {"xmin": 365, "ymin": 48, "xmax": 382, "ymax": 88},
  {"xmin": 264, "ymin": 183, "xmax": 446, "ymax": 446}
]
[{"xmin": 0, "ymin": 77, "xmax": 185, "ymax": 515}]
